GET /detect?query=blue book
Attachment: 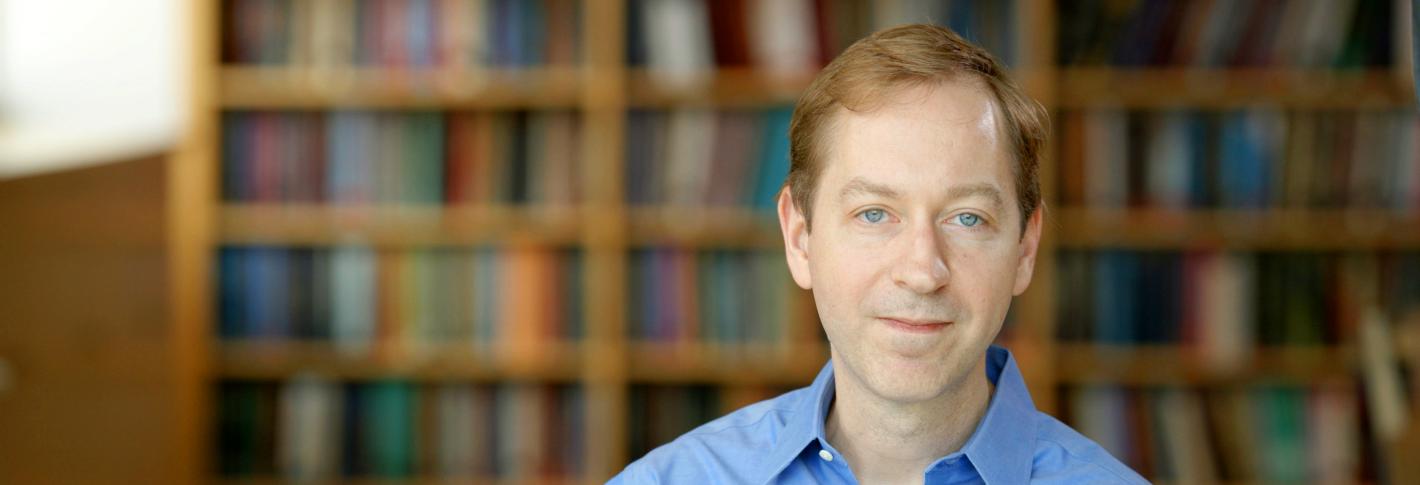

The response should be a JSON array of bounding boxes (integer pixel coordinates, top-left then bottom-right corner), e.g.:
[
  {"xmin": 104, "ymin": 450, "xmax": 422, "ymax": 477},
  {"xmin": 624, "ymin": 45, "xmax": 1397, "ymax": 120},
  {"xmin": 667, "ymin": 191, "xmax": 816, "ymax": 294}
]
[
  {"xmin": 221, "ymin": 113, "xmax": 245, "ymax": 201},
  {"xmin": 521, "ymin": 0, "xmax": 547, "ymax": 65},
  {"xmin": 341, "ymin": 383, "xmax": 365, "ymax": 475},
  {"xmin": 218, "ymin": 248, "xmax": 248, "ymax": 339},
  {"xmin": 1218, "ymin": 112, "xmax": 1272, "ymax": 209},
  {"xmin": 248, "ymin": 247, "xmax": 291, "ymax": 339},
  {"xmin": 326, "ymin": 112, "xmax": 358, "ymax": 202},
  {"xmin": 407, "ymin": 0, "xmax": 435, "ymax": 67},
  {"xmin": 1185, "ymin": 113, "xmax": 1213, "ymax": 207},
  {"xmin": 491, "ymin": 0, "xmax": 519, "ymax": 66},
  {"xmin": 1092, "ymin": 251, "xmax": 1132, "ymax": 343},
  {"xmin": 753, "ymin": 107, "xmax": 793, "ymax": 210},
  {"xmin": 947, "ymin": 0, "xmax": 976, "ymax": 46}
]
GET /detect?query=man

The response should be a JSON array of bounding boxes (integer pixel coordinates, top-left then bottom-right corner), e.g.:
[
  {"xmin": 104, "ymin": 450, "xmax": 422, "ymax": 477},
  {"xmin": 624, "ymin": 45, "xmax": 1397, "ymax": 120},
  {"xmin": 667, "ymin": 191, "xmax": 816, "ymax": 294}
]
[{"xmin": 612, "ymin": 24, "xmax": 1148, "ymax": 484}]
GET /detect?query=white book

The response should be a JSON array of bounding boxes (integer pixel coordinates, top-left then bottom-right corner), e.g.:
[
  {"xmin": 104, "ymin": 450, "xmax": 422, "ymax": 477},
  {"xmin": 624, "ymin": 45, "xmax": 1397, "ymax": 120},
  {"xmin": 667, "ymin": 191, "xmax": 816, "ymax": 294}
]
[
  {"xmin": 1071, "ymin": 386, "xmax": 1131, "ymax": 465},
  {"xmin": 751, "ymin": 0, "xmax": 819, "ymax": 80},
  {"xmin": 1155, "ymin": 389, "xmax": 1217, "ymax": 483},
  {"xmin": 435, "ymin": 384, "xmax": 477, "ymax": 475},
  {"xmin": 331, "ymin": 245, "xmax": 377, "ymax": 353},
  {"xmin": 1361, "ymin": 307, "xmax": 1410, "ymax": 442},
  {"xmin": 497, "ymin": 384, "xmax": 546, "ymax": 478},
  {"xmin": 1083, "ymin": 109, "xmax": 1128, "ymax": 208},
  {"xmin": 1145, "ymin": 111, "xmax": 1193, "ymax": 209},
  {"xmin": 1297, "ymin": 0, "xmax": 1358, "ymax": 68},
  {"xmin": 643, "ymin": 0, "xmax": 714, "ymax": 89},
  {"xmin": 439, "ymin": 0, "xmax": 488, "ymax": 68},
  {"xmin": 664, "ymin": 108, "xmax": 717, "ymax": 207},
  {"xmin": 1307, "ymin": 384, "xmax": 1361, "ymax": 482},
  {"xmin": 277, "ymin": 375, "xmax": 341, "ymax": 480},
  {"xmin": 310, "ymin": 0, "xmax": 354, "ymax": 70},
  {"xmin": 1201, "ymin": 252, "xmax": 1255, "ymax": 372}
]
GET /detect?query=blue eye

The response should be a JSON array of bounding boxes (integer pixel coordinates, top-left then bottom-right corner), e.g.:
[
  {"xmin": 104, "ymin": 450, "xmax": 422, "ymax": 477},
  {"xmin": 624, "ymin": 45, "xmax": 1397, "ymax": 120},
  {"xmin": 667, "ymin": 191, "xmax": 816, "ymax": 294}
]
[
  {"xmin": 956, "ymin": 213, "xmax": 981, "ymax": 227},
  {"xmin": 859, "ymin": 209, "xmax": 887, "ymax": 224}
]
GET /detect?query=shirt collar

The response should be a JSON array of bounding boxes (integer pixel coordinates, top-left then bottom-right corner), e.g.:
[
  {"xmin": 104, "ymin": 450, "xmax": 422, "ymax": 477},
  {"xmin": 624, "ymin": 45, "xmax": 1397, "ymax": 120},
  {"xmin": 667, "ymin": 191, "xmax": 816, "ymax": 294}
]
[{"xmin": 757, "ymin": 344, "xmax": 1038, "ymax": 485}]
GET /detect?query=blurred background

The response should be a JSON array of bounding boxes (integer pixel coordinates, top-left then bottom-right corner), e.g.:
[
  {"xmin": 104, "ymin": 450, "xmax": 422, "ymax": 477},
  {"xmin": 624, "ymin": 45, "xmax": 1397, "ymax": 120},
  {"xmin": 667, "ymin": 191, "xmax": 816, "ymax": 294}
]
[{"xmin": 2, "ymin": 0, "xmax": 1420, "ymax": 484}]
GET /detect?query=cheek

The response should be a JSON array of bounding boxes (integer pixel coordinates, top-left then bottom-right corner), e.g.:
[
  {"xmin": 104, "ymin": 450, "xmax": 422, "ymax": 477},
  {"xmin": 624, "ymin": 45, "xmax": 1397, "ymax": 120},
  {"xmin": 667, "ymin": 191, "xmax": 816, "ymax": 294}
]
[
  {"xmin": 809, "ymin": 242, "xmax": 886, "ymax": 317},
  {"xmin": 945, "ymin": 241, "xmax": 1020, "ymax": 302}
]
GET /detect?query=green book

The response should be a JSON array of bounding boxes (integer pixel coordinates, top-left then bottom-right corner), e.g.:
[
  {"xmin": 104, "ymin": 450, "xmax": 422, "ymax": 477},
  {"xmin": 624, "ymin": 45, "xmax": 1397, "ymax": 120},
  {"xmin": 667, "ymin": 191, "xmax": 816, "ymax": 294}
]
[{"xmin": 363, "ymin": 380, "xmax": 416, "ymax": 477}]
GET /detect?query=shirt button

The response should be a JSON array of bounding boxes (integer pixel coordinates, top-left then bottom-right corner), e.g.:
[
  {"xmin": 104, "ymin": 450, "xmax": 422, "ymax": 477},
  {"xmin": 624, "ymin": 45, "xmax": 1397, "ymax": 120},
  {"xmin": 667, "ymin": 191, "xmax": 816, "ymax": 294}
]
[{"xmin": 818, "ymin": 450, "xmax": 834, "ymax": 462}]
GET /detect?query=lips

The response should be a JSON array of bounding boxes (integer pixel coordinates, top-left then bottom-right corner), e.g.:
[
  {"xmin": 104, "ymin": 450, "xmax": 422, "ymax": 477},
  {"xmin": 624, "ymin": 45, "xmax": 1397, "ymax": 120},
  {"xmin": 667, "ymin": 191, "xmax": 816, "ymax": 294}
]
[{"xmin": 878, "ymin": 317, "xmax": 951, "ymax": 333}]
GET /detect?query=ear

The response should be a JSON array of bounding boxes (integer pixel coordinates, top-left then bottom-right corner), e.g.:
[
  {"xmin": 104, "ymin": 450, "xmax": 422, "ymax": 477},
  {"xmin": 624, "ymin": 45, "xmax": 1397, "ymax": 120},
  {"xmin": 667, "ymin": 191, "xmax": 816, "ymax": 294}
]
[
  {"xmin": 1012, "ymin": 204, "xmax": 1044, "ymax": 296},
  {"xmin": 777, "ymin": 186, "xmax": 813, "ymax": 290}
]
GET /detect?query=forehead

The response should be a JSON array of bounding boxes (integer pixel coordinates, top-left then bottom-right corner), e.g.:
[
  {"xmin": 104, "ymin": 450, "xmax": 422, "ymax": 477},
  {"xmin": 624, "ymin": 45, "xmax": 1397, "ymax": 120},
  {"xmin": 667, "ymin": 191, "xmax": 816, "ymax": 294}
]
[{"xmin": 818, "ymin": 79, "xmax": 1013, "ymax": 201}]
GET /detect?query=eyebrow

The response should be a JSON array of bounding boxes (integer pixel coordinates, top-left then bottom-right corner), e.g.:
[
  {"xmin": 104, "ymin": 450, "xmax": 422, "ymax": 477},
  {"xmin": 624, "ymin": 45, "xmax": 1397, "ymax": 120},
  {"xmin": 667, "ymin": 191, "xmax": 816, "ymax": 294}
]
[
  {"xmin": 944, "ymin": 183, "xmax": 1008, "ymax": 213},
  {"xmin": 839, "ymin": 177, "xmax": 901, "ymax": 201},
  {"xmin": 838, "ymin": 177, "xmax": 1008, "ymax": 213}
]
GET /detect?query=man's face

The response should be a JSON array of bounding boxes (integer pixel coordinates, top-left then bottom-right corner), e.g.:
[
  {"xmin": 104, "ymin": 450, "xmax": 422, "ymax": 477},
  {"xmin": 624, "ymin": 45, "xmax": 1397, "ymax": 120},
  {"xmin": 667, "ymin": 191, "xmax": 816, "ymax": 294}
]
[{"xmin": 778, "ymin": 79, "xmax": 1042, "ymax": 403}]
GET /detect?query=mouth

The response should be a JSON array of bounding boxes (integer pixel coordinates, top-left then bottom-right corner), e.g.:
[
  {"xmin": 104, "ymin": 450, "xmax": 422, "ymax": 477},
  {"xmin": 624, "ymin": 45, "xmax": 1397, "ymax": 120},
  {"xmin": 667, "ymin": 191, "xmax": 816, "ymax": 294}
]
[{"xmin": 878, "ymin": 317, "xmax": 952, "ymax": 333}]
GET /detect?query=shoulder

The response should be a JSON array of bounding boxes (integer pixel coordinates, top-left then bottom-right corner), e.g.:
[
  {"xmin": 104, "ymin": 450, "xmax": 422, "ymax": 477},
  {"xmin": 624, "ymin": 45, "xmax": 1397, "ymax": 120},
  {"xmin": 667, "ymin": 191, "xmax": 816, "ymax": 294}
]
[
  {"xmin": 610, "ymin": 387, "xmax": 814, "ymax": 485},
  {"xmin": 1029, "ymin": 411, "xmax": 1151, "ymax": 484}
]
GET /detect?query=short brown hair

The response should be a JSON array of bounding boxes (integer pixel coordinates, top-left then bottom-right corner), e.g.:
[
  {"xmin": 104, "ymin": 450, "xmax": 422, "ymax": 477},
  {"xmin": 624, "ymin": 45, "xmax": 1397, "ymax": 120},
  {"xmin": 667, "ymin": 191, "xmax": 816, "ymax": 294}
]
[{"xmin": 785, "ymin": 24, "xmax": 1048, "ymax": 236}]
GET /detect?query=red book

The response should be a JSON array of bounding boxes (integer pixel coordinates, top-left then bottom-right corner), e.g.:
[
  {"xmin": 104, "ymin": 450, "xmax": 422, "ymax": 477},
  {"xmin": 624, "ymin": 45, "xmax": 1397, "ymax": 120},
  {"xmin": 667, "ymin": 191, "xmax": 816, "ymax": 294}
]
[{"xmin": 708, "ymin": 0, "xmax": 750, "ymax": 67}]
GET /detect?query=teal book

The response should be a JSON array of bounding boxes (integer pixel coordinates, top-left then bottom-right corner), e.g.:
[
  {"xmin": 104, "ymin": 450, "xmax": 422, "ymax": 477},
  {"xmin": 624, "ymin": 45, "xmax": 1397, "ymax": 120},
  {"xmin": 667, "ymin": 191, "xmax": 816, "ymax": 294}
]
[
  {"xmin": 363, "ymin": 380, "xmax": 416, "ymax": 477},
  {"xmin": 1254, "ymin": 387, "xmax": 1306, "ymax": 483},
  {"xmin": 753, "ymin": 107, "xmax": 794, "ymax": 210},
  {"xmin": 403, "ymin": 112, "xmax": 445, "ymax": 204}
]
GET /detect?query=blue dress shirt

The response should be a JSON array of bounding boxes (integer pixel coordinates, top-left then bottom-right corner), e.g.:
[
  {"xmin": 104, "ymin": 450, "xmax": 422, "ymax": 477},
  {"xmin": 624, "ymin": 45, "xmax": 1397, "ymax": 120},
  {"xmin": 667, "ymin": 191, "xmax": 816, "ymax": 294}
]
[{"xmin": 610, "ymin": 345, "xmax": 1149, "ymax": 484}]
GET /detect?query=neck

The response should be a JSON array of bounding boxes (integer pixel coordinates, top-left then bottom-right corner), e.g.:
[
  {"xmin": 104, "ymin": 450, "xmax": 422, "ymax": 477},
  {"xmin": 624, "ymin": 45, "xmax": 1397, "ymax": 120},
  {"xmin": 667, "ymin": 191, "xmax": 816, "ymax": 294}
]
[{"xmin": 824, "ymin": 355, "xmax": 994, "ymax": 485}]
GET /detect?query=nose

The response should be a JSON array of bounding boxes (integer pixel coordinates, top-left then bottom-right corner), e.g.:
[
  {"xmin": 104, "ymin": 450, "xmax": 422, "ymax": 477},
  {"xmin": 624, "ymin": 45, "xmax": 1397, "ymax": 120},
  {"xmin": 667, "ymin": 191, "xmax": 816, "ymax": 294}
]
[{"xmin": 891, "ymin": 218, "xmax": 950, "ymax": 294}]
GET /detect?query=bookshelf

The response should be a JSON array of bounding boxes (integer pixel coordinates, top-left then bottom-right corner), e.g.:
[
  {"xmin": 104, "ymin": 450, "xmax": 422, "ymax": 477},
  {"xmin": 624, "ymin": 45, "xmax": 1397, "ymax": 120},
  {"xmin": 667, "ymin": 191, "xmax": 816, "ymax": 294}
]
[{"xmin": 168, "ymin": 0, "xmax": 1420, "ymax": 483}]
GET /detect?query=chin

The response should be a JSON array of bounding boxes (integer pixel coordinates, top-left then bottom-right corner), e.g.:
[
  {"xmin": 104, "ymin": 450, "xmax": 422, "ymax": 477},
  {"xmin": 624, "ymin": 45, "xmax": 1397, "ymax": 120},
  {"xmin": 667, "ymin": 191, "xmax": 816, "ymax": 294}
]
[{"xmin": 861, "ymin": 354, "xmax": 960, "ymax": 402}]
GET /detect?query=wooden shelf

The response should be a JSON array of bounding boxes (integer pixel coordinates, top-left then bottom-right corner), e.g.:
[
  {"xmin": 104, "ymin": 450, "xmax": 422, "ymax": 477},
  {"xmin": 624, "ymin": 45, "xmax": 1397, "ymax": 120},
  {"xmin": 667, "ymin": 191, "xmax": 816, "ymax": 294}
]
[
  {"xmin": 628, "ymin": 342, "xmax": 828, "ymax": 385},
  {"xmin": 627, "ymin": 207, "xmax": 781, "ymax": 248},
  {"xmin": 216, "ymin": 340, "xmax": 584, "ymax": 381},
  {"xmin": 1055, "ymin": 68, "xmax": 1415, "ymax": 109},
  {"xmin": 220, "ymin": 66, "xmax": 584, "ymax": 109},
  {"xmin": 1056, "ymin": 343, "xmax": 1356, "ymax": 386},
  {"xmin": 626, "ymin": 68, "xmax": 814, "ymax": 108},
  {"xmin": 627, "ymin": 67, "xmax": 1054, "ymax": 108},
  {"xmin": 218, "ymin": 204, "xmax": 585, "ymax": 247},
  {"xmin": 1053, "ymin": 208, "xmax": 1420, "ymax": 250}
]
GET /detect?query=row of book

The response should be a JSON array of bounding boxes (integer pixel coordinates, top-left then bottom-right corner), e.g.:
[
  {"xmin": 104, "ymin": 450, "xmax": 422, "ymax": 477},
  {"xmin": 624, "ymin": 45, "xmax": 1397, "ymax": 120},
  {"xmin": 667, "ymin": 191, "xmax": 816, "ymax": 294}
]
[
  {"xmin": 1056, "ymin": 250, "xmax": 1420, "ymax": 352},
  {"xmin": 627, "ymin": 384, "xmax": 791, "ymax": 461},
  {"xmin": 1066, "ymin": 384, "xmax": 1368, "ymax": 483},
  {"xmin": 1058, "ymin": 110, "xmax": 1420, "ymax": 210},
  {"xmin": 1058, "ymin": 0, "xmax": 1394, "ymax": 67},
  {"xmin": 627, "ymin": 248, "xmax": 810, "ymax": 344},
  {"xmin": 625, "ymin": 108, "xmax": 791, "ymax": 210},
  {"xmin": 222, "ymin": 0, "xmax": 580, "ymax": 67},
  {"xmin": 217, "ymin": 378, "xmax": 584, "ymax": 478},
  {"xmin": 222, "ymin": 110, "xmax": 582, "ymax": 205},
  {"xmin": 217, "ymin": 246, "xmax": 584, "ymax": 347},
  {"xmin": 627, "ymin": 0, "xmax": 1017, "ymax": 87}
]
